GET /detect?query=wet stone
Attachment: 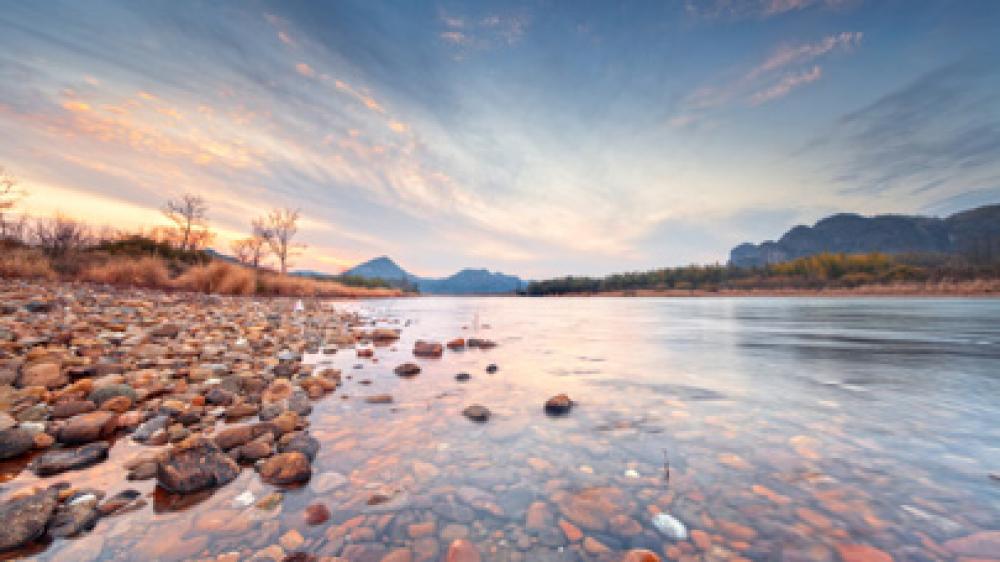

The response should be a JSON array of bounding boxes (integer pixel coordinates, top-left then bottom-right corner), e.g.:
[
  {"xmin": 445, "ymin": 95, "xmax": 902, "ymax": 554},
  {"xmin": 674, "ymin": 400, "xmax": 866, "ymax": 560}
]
[
  {"xmin": 57, "ymin": 411, "xmax": 118, "ymax": 445},
  {"xmin": 0, "ymin": 487, "xmax": 59, "ymax": 551},
  {"xmin": 157, "ymin": 437, "xmax": 240, "ymax": 494},
  {"xmin": 0, "ymin": 427, "xmax": 35, "ymax": 459},
  {"xmin": 279, "ymin": 431, "xmax": 320, "ymax": 461},
  {"xmin": 544, "ymin": 394, "xmax": 573, "ymax": 416},
  {"xmin": 394, "ymin": 362, "xmax": 421, "ymax": 377},
  {"xmin": 49, "ymin": 497, "xmax": 100, "ymax": 538},
  {"xmin": 462, "ymin": 405, "xmax": 491, "ymax": 423},
  {"xmin": 259, "ymin": 451, "xmax": 312, "ymax": 485},
  {"xmin": 30, "ymin": 442, "xmax": 110, "ymax": 476}
]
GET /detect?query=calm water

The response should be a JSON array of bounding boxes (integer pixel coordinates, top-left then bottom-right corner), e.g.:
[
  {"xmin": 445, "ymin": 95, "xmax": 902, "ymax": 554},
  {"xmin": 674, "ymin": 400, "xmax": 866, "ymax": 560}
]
[{"xmin": 13, "ymin": 297, "xmax": 1000, "ymax": 561}]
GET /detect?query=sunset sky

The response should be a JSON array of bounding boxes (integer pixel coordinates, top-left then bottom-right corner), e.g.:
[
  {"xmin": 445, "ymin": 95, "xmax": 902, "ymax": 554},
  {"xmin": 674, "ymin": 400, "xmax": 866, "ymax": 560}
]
[{"xmin": 1, "ymin": 1, "xmax": 998, "ymax": 277}]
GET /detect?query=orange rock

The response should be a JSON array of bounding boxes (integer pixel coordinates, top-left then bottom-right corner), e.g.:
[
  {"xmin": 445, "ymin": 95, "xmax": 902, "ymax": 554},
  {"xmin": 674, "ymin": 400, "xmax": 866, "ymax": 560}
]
[
  {"xmin": 690, "ymin": 530, "xmax": 711, "ymax": 550},
  {"xmin": 835, "ymin": 543, "xmax": 894, "ymax": 562},
  {"xmin": 796, "ymin": 507, "xmax": 832, "ymax": 529},
  {"xmin": 445, "ymin": 539, "xmax": 481, "ymax": 562},
  {"xmin": 717, "ymin": 519, "xmax": 756, "ymax": 541},
  {"xmin": 583, "ymin": 537, "xmax": 611, "ymax": 555},
  {"xmin": 943, "ymin": 531, "xmax": 1000, "ymax": 558},
  {"xmin": 408, "ymin": 521, "xmax": 436, "ymax": 538},
  {"xmin": 381, "ymin": 548, "xmax": 413, "ymax": 562},
  {"xmin": 558, "ymin": 519, "xmax": 583, "ymax": 542},
  {"xmin": 623, "ymin": 550, "xmax": 661, "ymax": 562}
]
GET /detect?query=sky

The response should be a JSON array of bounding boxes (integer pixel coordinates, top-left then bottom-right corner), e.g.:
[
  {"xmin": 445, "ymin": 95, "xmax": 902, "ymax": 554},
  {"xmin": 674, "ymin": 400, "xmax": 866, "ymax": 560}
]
[{"xmin": 1, "ymin": 0, "xmax": 999, "ymax": 278}]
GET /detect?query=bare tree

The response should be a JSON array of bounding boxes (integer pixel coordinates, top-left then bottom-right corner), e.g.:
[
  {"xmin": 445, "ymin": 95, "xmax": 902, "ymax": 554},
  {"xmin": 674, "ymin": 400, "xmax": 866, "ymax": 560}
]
[
  {"xmin": 162, "ymin": 193, "xmax": 208, "ymax": 252},
  {"xmin": 0, "ymin": 166, "xmax": 25, "ymax": 241},
  {"xmin": 258, "ymin": 208, "xmax": 303, "ymax": 274},
  {"xmin": 231, "ymin": 234, "xmax": 267, "ymax": 268},
  {"xmin": 34, "ymin": 214, "xmax": 91, "ymax": 256}
]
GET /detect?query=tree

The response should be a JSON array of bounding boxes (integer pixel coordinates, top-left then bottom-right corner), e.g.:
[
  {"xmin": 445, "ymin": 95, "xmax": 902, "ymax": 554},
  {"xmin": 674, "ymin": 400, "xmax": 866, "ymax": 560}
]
[
  {"xmin": 231, "ymin": 235, "xmax": 267, "ymax": 268},
  {"xmin": 162, "ymin": 193, "xmax": 208, "ymax": 252},
  {"xmin": 259, "ymin": 208, "xmax": 303, "ymax": 274},
  {"xmin": 0, "ymin": 165, "xmax": 25, "ymax": 241},
  {"xmin": 34, "ymin": 214, "xmax": 91, "ymax": 257}
]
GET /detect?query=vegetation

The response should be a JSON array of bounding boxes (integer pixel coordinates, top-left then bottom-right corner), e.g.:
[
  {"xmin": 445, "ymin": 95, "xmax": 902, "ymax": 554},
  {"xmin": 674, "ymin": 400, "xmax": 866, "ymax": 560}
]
[{"xmin": 526, "ymin": 252, "xmax": 1000, "ymax": 295}]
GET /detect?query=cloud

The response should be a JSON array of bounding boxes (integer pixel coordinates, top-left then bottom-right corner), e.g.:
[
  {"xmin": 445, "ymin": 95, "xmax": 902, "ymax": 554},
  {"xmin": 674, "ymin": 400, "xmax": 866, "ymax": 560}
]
[
  {"xmin": 809, "ymin": 56, "xmax": 1000, "ymax": 204},
  {"xmin": 670, "ymin": 32, "xmax": 861, "ymax": 126},
  {"xmin": 295, "ymin": 63, "xmax": 315, "ymax": 77},
  {"xmin": 685, "ymin": 0, "xmax": 858, "ymax": 20},
  {"xmin": 437, "ymin": 10, "xmax": 530, "ymax": 53},
  {"xmin": 750, "ymin": 65, "xmax": 822, "ymax": 105}
]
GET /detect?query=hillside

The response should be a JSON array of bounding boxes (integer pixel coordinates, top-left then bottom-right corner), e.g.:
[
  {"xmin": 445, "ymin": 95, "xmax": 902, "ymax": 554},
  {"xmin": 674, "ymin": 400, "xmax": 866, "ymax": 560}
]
[
  {"xmin": 342, "ymin": 256, "xmax": 526, "ymax": 294},
  {"xmin": 730, "ymin": 204, "xmax": 1000, "ymax": 267}
]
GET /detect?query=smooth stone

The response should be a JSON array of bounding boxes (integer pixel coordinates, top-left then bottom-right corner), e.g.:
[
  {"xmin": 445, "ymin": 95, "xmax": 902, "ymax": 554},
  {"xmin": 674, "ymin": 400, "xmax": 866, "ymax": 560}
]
[
  {"xmin": 394, "ymin": 363, "xmax": 421, "ymax": 377},
  {"xmin": 279, "ymin": 432, "xmax": 320, "ymax": 461},
  {"xmin": 304, "ymin": 503, "xmax": 331, "ymax": 525},
  {"xmin": 156, "ymin": 437, "xmax": 240, "ymax": 494},
  {"xmin": 543, "ymin": 394, "xmax": 573, "ymax": 416},
  {"xmin": 311, "ymin": 471, "xmax": 348, "ymax": 493},
  {"xmin": 30, "ymin": 442, "xmax": 110, "ymax": 476},
  {"xmin": 445, "ymin": 539, "xmax": 481, "ymax": 562},
  {"xmin": 57, "ymin": 411, "xmax": 118, "ymax": 445},
  {"xmin": 259, "ymin": 451, "xmax": 311, "ymax": 485},
  {"xmin": 0, "ymin": 427, "xmax": 35, "ymax": 459},
  {"xmin": 0, "ymin": 488, "xmax": 59, "ymax": 551},
  {"xmin": 462, "ymin": 405, "xmax": 491, "ymax": 423}
]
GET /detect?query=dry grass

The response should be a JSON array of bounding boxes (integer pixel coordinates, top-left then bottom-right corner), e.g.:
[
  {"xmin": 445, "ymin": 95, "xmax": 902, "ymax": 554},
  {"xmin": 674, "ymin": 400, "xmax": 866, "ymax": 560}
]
[
  {"xmin": 81, "ymin": 256, "xmax": 170, "ymax": 288},
  {"xmin": 0, "ymin": 247, "xmax": 57, "ymax": 280},
  {"xmin": 256, "ymin": 271, "xmax": 399, "ymax": 298},
  {"xmin": 173, "ymin": 261, "xmax": 256, "ymax": 295}
]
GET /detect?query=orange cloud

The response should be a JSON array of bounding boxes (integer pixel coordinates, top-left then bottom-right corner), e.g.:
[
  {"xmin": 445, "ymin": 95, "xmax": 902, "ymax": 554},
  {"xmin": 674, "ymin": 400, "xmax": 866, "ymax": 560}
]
[{"xmin": 296, "ymin": 63, "xmax": 315, "ymax": 77}]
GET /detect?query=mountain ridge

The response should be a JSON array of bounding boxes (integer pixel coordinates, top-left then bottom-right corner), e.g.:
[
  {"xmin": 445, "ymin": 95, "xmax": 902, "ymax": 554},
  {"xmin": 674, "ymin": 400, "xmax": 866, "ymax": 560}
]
[
  {"xmin": 730, "ymin": 203, "xmax": 1000, "ymax": 267},
  {"xmin": 342, "ymin": 257, "xmax": 526, "ymax": 294}
]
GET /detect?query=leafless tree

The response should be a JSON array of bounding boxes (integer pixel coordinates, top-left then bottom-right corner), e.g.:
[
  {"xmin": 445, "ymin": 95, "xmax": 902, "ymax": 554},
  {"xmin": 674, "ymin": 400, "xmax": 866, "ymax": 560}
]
[
  {"xmin": 162, "ymin": 193, "xmax": 209, "ymax": 252},
  {"xmin": 0, "ymin": 166, "xmax": 25, "ymax": 241},
  {"xmin": 231, "ymin": 234, "xmax": 268, "ymax": 268},
  {"xmin": 258, "ymin": 208, "xmax": 303, "ymax": 274},
  {"xmin": 34, "ymin": 214, "xmax": 92, "ymax": 256}
]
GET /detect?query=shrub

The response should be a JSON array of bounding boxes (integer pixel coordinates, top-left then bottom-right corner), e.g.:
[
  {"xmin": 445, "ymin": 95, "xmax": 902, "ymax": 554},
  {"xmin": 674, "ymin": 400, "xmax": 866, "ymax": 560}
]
[
  {"xmin": 0, "ymin": 247, "xmax": 56, "ymax": 279},
  {"xmin": 81, "ymin": 256, "xmax": 170, "ymax": 288},
  {"xmin": 173, "ymin": 261, "xmax": 256, "ymax": 296}
]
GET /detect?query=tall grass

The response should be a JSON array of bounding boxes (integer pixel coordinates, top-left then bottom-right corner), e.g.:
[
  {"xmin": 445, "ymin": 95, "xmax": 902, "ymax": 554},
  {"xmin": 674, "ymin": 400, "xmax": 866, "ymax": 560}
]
[
  {"xmin": 0, "ymin": 247, "xmax": 57, "ymax": 279},
  {"xmin": 81, "ymin": 256, "xmax": 170, "ymax": 288},
  {"xmin": 173, "ymin": 261, "xmax": 256, "ymax": 295}
]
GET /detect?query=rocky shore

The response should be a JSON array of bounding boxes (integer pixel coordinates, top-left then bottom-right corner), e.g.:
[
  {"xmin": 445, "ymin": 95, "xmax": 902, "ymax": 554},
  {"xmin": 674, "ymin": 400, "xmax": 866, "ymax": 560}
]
[{"xmin": 2, "ymin": 279, "xmax": 998, "ymax": 562}]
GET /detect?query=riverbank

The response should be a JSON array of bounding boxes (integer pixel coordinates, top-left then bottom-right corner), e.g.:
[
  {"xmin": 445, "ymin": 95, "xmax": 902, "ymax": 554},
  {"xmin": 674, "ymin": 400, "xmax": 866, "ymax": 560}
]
[{"xmin": 539, "ymin": 279, "xmax": 1000, "ymax": 297}]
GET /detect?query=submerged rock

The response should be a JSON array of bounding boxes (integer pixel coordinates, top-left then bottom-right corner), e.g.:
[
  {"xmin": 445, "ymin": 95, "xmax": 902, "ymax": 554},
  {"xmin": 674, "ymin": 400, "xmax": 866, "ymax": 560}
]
[
  {"xmin": 462, "ymin": 405, "xmax": 491, "ymax": 423},
  {"xmin": 17, "ymin": 362, "xmax": 67, "ymax": 389},
  {"xmin": 279, "ymin": 432, "xmax": 320, "ymax": 461},
  {"xmin": 48, "ymin": 496, "xmax": 100, "ymax": 537},
  {"xmin": 157, "ymin": 437, "xmax": 240, "ymax": 494},
  {"xmin": 365, "ymin": 394, "xmax": 394, "ymax": 404},
  {"xmin": 30, "ymin": 442, "xmax": 110, "ymax": 476},
  {"xmin": 57, "ymin": 411, "xmax": 118, "ymax": 445},
  {"xmin": 652, "ymin": 512, "xmax": 688, "ymax": 541},
  {"xmin": 455, "ymin": 372, "xmax": 471, "ymax": 382},
  {"xmin": 0, "ymin": 487, "xmax": 58, "ymax": 551},
  {"xmin": 485, "ymin": 364, "xmax": 498, "ymax": 374},
  {"xmin": 445, "ymin": 539, "xmax": 481, "ymax": 562},
  {"xmin": 259, "ymin": 451, "xmax": 311, "ymax": 485},
  {"xmin": 413, "ymin": 340, "xmax": 443, "ymax": 358}
]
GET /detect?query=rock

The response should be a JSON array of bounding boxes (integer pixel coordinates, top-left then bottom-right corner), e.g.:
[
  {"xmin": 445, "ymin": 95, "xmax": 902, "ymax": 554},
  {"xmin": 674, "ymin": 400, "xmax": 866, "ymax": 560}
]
[
  {"xmin": 149, "ymin": 323, "xmax": 181, "ymax": 338},
  {"xmin": 234, "ymin": 439, "xmax": 273, "ymax": 462},
  {"xmin": 0, "ymin": 413, "xmax": 15, "ymax": 432},
  {"xmin": 205, "ymin": 387, "xmax": 235, "ymax": 406},
  {"xmin": 57, "ymin": 411, "xmax": 118, "ymax": 445},
  {"xmin": 623, "ymin": 550, "xmax": 661, "ymax": 562},
  {"xmin": 413, "ymin": 340, "xmax": 443, "ymax": 358},
  {"xmin": 262, "ymin": 379, "xmax": 294, "ymax": 404},
  {"xmin": 157, "ymin": 437, "xmax": 240, "ymax": 494},
  {"xmin": 394, "ymin": 362, "xmax": 421, "ymax": 377},
  {"xmin": 52, "ymin": 400, "xmax": 97, "ymax": 419},
  {"xmin": 280, "ymin": 529, "xmax": 304, "ymax": 550},
  {"xmin": 132, "ymin": 415, "xmax": 169, "ymax": 442},
  {"xmin": 942, "ymin": 531, "xmax": 1000, "ymax": 558},
  {"xmin": 279, "ymin": 431, "xmax": 320, "ymax": 461},
  {"xmin": 0, "ymin": 427, "xmax": 35, "ymax": 459},
  {"xmin": 311, "ymin": 471, "xmax": 348, "ymax": 493},
  {"xmin": 48, "ymin": 497, "xmax": 100, "ymax": 537},
  {"xmin": 381, "ymin": 548, "xmax": 413, "ymax": 562},
  {"xmin": 554, "ymin": 487, "xmax": 632, "ymax": 532},
  {"xmin": 97, "ymin": 489, "xmax": 144, "ymax": 516},
  {"xmin": 651, "ymin": 512, "xmax": 687, "ymax": 541},
  {"xmin": 544, "ymin": 394, "xmax": 573, "ymax": 416},
  {"xmin": 445, "ymin": 539, "xmax": 481, "ymax": 562},
  {"xmin": 467, "ymin": 338, "xmax": 496, "ymax": 349},
  {"xmin": 485, "ymin": 364, "xmax": 498, "ymax": 374},
  {"xmin": 371, "ymin": 328, "xmax": 400, "ymax": 341},
  {"xmin": 99, "ymin": 395, "xmax": 133, "ymax": 413},
  {"xmin": 455, "ymin": 372, "xmax": 471, "ymax": 382},
  {"xmin": 88, "ymin": 384, "xmax": 137, "ymax": 407},
  {"xmin": 30, "ymin": 442, "xmax": 110, "ymax": 476},
  {"xmin": 447, "ymin": 338, "xmax": 465, "ymax": 350},
  {"xmin": 462, "ymin": 405, "xmax": 491, "ymax": 423},
  {"xmin": 259, "ymin": 451, "xmax": 311, "ymax": 485},
  {"xmin": 365, "ymin": 394, "xmax": 394, "ymax": 404},
  {"xmin": 0, "ymin": 487, "xmax": 59, "ymax": 551},
  {"xmin": 213, "ymin": 424, "xmax": 262, "ymax": 450},
  {"xmin": 18, "ymin": 362, "xmax": 67, "ymax": 389},
  {"xmin": 304, "ymin": 502, "xmax": 330, "ymax": 525}
]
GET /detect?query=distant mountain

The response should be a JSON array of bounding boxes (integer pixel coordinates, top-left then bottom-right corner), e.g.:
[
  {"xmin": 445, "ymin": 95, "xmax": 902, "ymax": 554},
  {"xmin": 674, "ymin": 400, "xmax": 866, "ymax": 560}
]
[
  {"xmin": 342, "ymin": 256, "xmax": 415, "ymax": 281},
  {"xmin": 730, "ymin": 204, "xmax": 1000, "ymax": 267},
  {"xmin": 342, "ymin": 256, "xmax": 526, "ymax": 294}
]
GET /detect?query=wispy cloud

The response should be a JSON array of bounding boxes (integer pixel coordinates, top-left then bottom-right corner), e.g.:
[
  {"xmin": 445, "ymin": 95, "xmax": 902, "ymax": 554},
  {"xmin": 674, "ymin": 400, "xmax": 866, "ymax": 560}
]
[
  {"xmin": 670, "ymin": 32, "xmax": 862, "ymax": 126},
  {"xmin": 437, "ymin": 10, "xmax": 530, "ymax": 55},
  {"xmin": 685, "ymin": 0, "xmax": 858, "ymax": 20}
]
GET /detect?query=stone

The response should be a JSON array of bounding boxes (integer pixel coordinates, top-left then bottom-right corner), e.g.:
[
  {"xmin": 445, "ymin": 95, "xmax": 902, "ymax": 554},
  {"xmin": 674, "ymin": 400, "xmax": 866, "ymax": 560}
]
[
  {"xmin": 57, "ymin": 411, "xmax": 118, "ymax": 445},
  {"xmin": 262, "ymin": 379, "xmax": 294, "ymax": 404},
  {"xmin": 234, "ymin": 439, "xmax": 273, "ymax": 462},
  {"xmin": 259, "ymin": 451, "xmax": 311, "ymax": 485},
  {"xmin": 394, "ymin": 362, "xmax": 421, "ymax": 377},
  {"xmin": 18, "ymin": 362, "xmax": 67, "ymax": 389},
  {"xmin": 467, "ymin": 338, "xmax": 496, "ymax": 349},
  {"xmin": 366, "ymin": 394, "xmax": 394, "ymax": 404},
  {"xmin": 413, "ymin": 340, "xmax": 443, "ymax": 358},
  {"xmin": 623, "ymin": 550, "xmax": 661, "ymax": 562},
  {"xmin": 651, "ymin": 512, "xmax": 687, "ymax": 541},
  {"xmin": 52, "ymin": 400, "xmax": 97, "ymax": 419},
  {"xmin": 97, "ymin": 489, "xmax": 144, "ymax": 516},
  {"xmin": 544, "ymin": 394, "xmax": 573, "ymax": 416},
  {"xmin": 88, "ymin": 384, "xmax": 137, "ymax": 407},
  {"xmin": 279, "ymin": 529, "xmax": 305, "ymax": 550},
  {"xmin": 381, "ymin": 548, "xmax": 413, "ymax": 562},
  {"xmin": 942, "ymin": 531, "xmax": 1000, "ymax": 558},
  {"xmin": 49, "ymin": 497, "xmax": 100, "ymax": 537},
  {"xmin": 30, "ymin": 442, "xmax": 110, "ymax": 476},
  {"xmin": 156, "ymin": 437, "xmax": 240, "ymax": 494},
  {"xmin": 99, "ymin": 395, "xmax": 133, "ymax": 413},
  {"xmin": 132, "ymin": 415, "xmax": 169, "ymax": 442},
  {"xmin": 445, "ymin": 539, "xmax": 481, "ymax": 562},
  {"xmin": 0, "ymin": 427, "xmax": 35, "ymax": 459},
  {"xmin": 311, "ymin": 471, "xmax": 348, "ymax": 493},
  {"xmin": 455, "ymin": 372, "xmax": 471, "ymax": 382},
  {"xmin": 213, "ymin": 424, "xmax": 261, "ymax": 450},
  {"xmin": 304, "ymin": 502, "xmax": 330, "ymax": 525},
  {"xmin": 559, "ymin": 519, "xmax": 583, "ymax": 542},
  {"xmin": 447, "ymin": 338, "xmax": 466, "ymax": 350},
  {"xmin": 279, "ymin": 431, "xmax": 320, "ymax": 461},
  {"xmin": 462, "ymin": 405, "xmax": 491, "ymax": 422},
  {"xmin": 0, "ymin": 487, "xmax": 59, "ymax": 551},
  {"xmin": 485, "ymin": 364, "xmax": 498, "ymax": 374},
  {"xmin": 554, "ymin": 487, "xmax": 632, "ymax": 532}
]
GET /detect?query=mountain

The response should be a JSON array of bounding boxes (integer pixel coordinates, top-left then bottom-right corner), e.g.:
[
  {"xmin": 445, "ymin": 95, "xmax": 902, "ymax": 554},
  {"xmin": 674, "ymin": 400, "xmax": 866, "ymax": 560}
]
[
  {"xmin": 342, "ymin": 256, "xmax": 526, "ymax": 294},
  {"xmin": 342, "ymin": 256, "xmax": 415, "ymax": 281},
  {"xmin": 729, "ymin": 204, "xmax": 1000, "ymax": 267}
]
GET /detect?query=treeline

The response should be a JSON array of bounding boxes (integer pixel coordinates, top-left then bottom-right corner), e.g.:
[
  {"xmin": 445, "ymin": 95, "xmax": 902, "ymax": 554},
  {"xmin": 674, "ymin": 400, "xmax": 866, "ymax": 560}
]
[{"xmin": 526, "ymin": 252, "xmax": 1000, "ymax": 295}]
